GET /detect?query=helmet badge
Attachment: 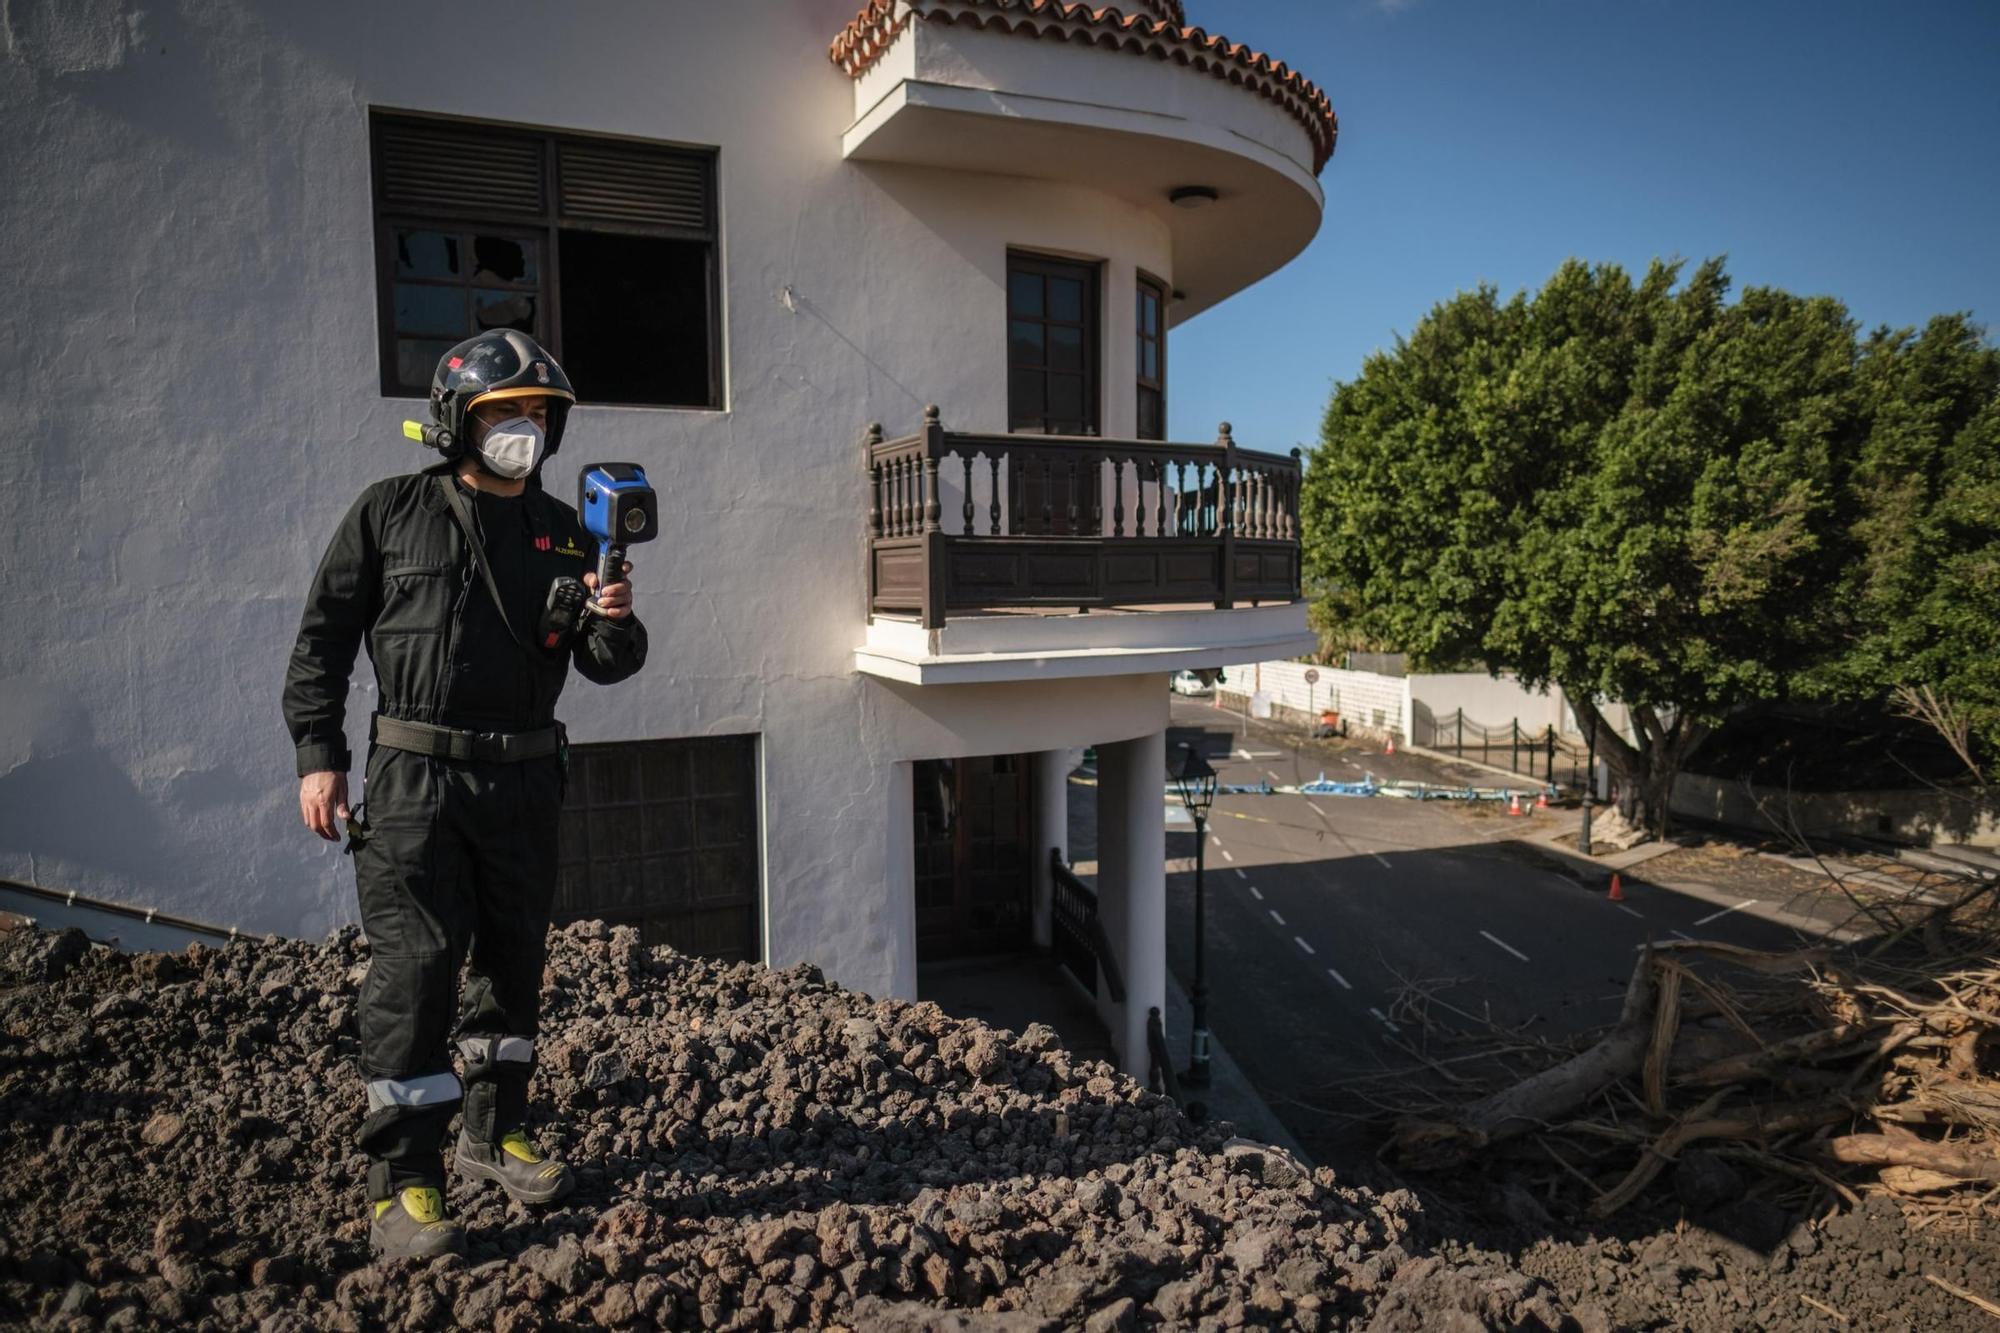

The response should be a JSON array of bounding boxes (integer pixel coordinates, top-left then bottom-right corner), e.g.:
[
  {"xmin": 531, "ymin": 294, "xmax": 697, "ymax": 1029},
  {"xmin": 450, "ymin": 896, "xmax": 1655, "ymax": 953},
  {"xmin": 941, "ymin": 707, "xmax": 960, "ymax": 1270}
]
[{"xmin": 534, "ymin": 361, "xmax": 549, "ymax": 384}]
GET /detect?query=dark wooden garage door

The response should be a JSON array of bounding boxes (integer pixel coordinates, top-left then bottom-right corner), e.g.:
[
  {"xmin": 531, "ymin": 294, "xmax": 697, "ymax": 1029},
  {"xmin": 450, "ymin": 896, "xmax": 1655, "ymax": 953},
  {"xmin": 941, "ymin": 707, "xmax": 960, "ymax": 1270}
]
[{"xmin": 554, "ymin": 735, "xmax": 761, "ymax": 962}]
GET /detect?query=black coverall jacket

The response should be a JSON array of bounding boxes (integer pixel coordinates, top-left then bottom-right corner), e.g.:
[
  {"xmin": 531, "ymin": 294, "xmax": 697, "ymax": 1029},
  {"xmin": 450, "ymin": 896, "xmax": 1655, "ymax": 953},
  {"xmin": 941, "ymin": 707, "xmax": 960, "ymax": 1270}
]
[{"xmin": 282, "ymin": 464, "xmax": 646, "ymax": 1192}]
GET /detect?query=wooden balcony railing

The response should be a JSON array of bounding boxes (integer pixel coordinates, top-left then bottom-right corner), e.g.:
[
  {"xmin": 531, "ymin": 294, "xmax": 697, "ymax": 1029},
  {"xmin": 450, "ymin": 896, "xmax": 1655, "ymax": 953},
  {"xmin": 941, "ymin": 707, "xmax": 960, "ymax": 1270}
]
[{"xmin": 865, "ymin": 406, "xmax": 1303, "ymax": 628}]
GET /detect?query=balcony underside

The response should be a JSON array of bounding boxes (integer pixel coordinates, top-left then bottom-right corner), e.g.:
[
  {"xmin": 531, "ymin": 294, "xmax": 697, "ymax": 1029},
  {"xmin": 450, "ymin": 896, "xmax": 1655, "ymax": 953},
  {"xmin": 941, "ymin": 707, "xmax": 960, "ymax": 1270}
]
[
  {"xmin": 844, "ymin": 24, "xmax": 1328, "ymax": 322},
  {"xmin": 856, "ymin": 601, "xmax": 1316, "ymax": 687}
]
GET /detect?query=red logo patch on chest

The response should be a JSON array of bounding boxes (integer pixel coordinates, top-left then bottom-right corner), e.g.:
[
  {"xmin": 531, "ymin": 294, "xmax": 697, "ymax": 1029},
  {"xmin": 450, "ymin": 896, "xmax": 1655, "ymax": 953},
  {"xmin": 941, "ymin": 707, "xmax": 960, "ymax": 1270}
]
[{"xmin": 533, "ymin": 536, "xmax": 552, "ymax": 551}]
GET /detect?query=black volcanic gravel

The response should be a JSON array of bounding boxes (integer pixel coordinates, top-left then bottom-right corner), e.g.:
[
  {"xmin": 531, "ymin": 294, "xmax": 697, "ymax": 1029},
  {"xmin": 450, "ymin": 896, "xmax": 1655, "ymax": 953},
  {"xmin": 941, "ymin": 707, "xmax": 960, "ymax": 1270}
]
[{"xmin": 0, "ymin": 920, "xmax": 1590, "ymax": 1331}]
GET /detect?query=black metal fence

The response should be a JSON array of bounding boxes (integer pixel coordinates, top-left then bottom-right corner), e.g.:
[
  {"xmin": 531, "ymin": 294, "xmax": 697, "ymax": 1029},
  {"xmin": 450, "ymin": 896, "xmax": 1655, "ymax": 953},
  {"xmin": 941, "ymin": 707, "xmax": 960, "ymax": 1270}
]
[
  {"xmin": 1424, "ymin": 711, "xmax": 1592, "ymax": 790},
  {"xmin": 1051, "ymin": 848, "xmax": 1124, "ymax": 1002}
]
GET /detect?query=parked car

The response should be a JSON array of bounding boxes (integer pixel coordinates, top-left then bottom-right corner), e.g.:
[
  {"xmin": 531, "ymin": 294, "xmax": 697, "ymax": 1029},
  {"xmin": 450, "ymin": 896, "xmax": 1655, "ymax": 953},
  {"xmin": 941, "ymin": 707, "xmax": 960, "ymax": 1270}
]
[{"xmin": 1170, "ymin": 670, "xmax": 1212, "ymax": 696}]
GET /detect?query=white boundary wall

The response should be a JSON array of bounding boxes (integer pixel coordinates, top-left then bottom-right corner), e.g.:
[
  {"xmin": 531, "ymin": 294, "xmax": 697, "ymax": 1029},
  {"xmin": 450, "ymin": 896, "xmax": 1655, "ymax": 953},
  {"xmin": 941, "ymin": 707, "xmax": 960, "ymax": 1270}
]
[
  {"xmin": 1218, "ymin": 661, "xmax": 1410, "ymax": 737},
  {"xmin": 1219, "ymin": 661, "xmax": 1637, "ymax": 746}
]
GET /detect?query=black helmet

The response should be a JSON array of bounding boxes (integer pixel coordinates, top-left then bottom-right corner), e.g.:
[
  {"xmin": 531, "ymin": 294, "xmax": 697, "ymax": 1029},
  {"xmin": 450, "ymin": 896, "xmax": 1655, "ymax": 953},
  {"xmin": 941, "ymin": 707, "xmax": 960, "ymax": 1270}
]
[{"xmin": 424, "ymin": 330, "xmax": 576, "ymax": 462}]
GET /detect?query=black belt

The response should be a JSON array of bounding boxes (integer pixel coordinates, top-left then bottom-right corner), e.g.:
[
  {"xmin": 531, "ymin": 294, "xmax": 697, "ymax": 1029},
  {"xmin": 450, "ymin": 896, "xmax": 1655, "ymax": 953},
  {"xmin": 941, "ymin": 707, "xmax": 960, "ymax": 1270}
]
[{"xmin": 371, "ymin": 715, "xmax": 564, "ymax": 764}]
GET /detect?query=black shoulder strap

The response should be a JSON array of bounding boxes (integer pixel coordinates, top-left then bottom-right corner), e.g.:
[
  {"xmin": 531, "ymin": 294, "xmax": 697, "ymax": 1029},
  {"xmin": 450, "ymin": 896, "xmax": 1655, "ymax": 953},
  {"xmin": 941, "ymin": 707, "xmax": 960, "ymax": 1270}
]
[{"xmin": 438, "ymin": 473, "xmax": 530, "ymax": 651}]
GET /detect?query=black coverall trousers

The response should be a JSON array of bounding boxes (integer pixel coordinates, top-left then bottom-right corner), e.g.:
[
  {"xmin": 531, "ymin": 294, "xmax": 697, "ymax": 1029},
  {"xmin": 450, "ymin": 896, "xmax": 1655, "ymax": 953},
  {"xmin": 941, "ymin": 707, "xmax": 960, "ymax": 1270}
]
[{"xmin": 352, "ymin": 743, "xmax": 566, "ymax": 1196}]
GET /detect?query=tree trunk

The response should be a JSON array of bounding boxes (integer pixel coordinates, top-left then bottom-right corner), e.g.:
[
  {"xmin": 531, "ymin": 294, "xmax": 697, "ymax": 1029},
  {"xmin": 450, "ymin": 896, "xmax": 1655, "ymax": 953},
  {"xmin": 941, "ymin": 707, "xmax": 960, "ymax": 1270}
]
[{"xmin": 1568, "ymin": 695, "xmax": 1710, "ymax": 840}]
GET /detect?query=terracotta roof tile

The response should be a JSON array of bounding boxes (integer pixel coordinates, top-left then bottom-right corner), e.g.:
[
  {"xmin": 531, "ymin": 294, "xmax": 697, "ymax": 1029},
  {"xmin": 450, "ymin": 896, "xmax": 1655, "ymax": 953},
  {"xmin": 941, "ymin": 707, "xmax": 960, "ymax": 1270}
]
[{"xmin": 829, "ymin": 0, "xmax": 1336, "ymax": 175}]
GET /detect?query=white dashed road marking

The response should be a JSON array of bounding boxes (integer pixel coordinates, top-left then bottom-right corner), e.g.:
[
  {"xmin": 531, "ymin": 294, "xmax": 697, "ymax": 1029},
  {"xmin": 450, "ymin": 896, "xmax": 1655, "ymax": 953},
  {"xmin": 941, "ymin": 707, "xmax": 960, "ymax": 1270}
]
[
  {"xmin": 1294, "ymin": 936, "xmax": 1315, "ymax": 955},
  {"xmin": 1615, "ymin": 904, "xmax": 1645, "ymax": 919},
  {"xmin": 1269, "ymin": 909, "xmax": 1286, "ymax": 927},
  {"xmin": 1220, "ymin": 848, "xmax": 1234, "ymax": 863},
  {"xmin": 1248, "ymin": 886, "xmax": 1264, "ymax": 901},
  {"xmin": 1233, "ymin": 868, "xmax": 1247, "ymax": 881},
  {"xmin": 1325, "ymin": 966, "xmax": 1353, "ymax": 991},
  {"xmin": 1368, "ymin": 1007, "xmax": 1402, "ymax": 1033},
  {"xmin": 1693, "ymin": 899, "xmax": 1757, "ymax": 927},
  {"xmin": 1480, "ymin": 930, "xmax": 1530, "ymax": 962}
]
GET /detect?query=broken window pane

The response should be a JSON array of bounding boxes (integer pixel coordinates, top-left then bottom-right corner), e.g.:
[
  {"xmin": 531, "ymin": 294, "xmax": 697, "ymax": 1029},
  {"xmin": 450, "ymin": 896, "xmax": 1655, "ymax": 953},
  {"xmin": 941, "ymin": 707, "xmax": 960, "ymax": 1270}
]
[
  {"xmin": 473, "ymin": 288, "xmax": 536, "ymax": 333},
  {"xmin": 470, "ymin": 234, "xmax": 537, "ymax": 286},
  {"xmin": 396, "ymin": 230, "xmax": 459, "ymax": 279}
]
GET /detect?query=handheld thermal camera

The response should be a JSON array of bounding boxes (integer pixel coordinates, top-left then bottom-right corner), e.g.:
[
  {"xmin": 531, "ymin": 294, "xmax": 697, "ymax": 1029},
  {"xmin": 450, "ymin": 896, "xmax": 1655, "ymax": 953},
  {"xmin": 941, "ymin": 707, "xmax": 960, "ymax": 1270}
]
[{"xmin": 577, "ymin": 463, "xmax": 657, "ymax": 608}]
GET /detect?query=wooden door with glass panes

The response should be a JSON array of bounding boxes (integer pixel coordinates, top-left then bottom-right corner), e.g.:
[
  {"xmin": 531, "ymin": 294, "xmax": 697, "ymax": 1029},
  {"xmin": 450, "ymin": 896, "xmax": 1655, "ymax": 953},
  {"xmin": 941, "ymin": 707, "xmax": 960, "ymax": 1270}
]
[{"xmin": 913, "ymin": 755, "xmax": 1032, "ymax": 959}]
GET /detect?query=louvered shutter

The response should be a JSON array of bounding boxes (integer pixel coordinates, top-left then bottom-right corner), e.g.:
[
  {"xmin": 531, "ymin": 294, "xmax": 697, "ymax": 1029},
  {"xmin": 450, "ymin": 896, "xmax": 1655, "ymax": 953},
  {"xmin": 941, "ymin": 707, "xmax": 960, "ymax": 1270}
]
[
  {"xmin": 372, "ymin": 114, "xmax": 546, "ymax": 220},
  {"xmin": 557, "ymin": 140, "xmax": 712, "ymax": 235}
]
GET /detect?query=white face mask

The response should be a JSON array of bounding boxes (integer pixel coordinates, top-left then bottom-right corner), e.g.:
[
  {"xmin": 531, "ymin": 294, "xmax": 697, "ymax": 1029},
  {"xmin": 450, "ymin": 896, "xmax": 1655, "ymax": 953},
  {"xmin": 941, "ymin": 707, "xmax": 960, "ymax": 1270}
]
[{"xmin": 476, "ymin": 415, "xmax": 545, "ymax": 479}]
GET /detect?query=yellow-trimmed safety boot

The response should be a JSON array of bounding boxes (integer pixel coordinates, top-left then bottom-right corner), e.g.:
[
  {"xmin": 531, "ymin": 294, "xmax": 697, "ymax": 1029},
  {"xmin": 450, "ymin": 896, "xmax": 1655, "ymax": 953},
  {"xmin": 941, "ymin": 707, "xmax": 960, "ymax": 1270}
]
[
  {"xmin": 454, "ymin": 1128, "xmax": 576, "ymax": 1205},
  {"xmin": 370, "ymin": 1186, "xmax": 466, "ymax": 1261}
]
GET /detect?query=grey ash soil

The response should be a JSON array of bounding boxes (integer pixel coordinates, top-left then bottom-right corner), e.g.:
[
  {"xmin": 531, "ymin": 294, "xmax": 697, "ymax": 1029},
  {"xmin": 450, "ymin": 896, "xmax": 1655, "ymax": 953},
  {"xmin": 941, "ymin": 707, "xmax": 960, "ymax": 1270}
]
[
  {"xmin": 4, "ymin": 921, "xmax": 1571, "ymax": 1331},
  {"xmin": 6, "ymin": 920, "xmax": 1994, "ymax": 1330}
]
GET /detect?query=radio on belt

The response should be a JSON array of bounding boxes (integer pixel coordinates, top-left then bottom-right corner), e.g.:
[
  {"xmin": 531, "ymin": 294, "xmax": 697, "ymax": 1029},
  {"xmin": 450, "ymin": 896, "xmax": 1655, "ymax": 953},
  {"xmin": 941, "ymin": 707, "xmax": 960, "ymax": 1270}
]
[{"xmin": 576, "ymin": 462, "xmax": 658, "ymax": 609}]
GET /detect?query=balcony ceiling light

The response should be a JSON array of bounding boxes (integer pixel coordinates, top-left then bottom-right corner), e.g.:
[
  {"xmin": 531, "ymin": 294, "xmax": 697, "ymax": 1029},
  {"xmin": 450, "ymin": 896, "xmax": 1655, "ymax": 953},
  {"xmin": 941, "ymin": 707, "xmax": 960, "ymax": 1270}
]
[{"xmin": 1169, "ymin": 185, "xmax": 1219, "ymax": 210}]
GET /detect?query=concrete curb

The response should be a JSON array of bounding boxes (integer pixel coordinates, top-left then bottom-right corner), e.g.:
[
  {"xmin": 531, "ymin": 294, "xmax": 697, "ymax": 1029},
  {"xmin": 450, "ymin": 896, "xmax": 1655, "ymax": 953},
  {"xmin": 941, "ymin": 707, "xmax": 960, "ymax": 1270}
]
[{"xmin": 1510, "ymin": 833, "xmax": 1871, "ymax": 944}]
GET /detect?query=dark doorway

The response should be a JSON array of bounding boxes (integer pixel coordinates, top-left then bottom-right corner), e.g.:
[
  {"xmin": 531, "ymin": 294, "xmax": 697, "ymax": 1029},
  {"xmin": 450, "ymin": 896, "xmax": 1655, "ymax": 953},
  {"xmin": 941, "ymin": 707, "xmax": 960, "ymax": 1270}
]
[
  {"xmin": 555, "ymin": 734, "xmax": 761, "ymax": 961},
  {"xmin": 913, "ymin": 754, "xmax": 1032, "ymax": 960}
]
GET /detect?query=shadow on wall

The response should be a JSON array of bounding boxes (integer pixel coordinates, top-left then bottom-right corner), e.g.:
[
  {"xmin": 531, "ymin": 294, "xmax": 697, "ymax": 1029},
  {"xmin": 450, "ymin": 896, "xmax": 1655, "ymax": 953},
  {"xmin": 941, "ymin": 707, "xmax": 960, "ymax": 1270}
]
[
  {"xmin": 1672, "ymin": 773, "xmax": 2000, "ymax": 848},
  {"xmin": 0, "ymin": 746, "xmax": 165, "ymax": 880}
]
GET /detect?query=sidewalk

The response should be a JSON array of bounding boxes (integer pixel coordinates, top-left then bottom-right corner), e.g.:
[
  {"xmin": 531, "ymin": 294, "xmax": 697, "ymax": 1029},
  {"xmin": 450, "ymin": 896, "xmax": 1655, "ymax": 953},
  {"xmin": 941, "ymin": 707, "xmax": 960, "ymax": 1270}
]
[{"xmin": 1160, "ymin": 965, "xmax": 1312, "ymax": 1165}]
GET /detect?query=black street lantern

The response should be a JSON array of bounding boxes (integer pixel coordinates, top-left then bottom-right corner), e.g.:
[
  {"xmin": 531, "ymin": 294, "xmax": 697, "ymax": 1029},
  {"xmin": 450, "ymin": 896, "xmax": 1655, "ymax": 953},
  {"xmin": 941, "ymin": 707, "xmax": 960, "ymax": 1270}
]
[{"xmin": 1168, "ymin": 743, "xmax": 1219, "ymax": 1088}]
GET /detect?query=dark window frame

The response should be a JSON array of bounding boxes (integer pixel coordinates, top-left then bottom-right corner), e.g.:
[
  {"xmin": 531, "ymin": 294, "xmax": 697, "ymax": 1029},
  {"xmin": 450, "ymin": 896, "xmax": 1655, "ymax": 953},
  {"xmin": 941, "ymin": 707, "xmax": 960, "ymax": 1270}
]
[
  {"xmin": 368, "ymin": 108, "xmax": 723, "ymax": 409},
  {"xmin": 1136, "ymin": 270, "xmax": 1168, "ymax": 441},
  {"xmin": 1006, "ymin": 249, "xmax": 1102, "ymax": 436}
]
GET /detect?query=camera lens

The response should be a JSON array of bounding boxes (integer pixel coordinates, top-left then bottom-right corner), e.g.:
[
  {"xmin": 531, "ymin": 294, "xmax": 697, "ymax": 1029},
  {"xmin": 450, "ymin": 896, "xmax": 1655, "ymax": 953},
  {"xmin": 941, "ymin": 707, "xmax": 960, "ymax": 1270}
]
[{"xmin": 622, "ymin": 509, "xmax": 649, "ymax": 535}]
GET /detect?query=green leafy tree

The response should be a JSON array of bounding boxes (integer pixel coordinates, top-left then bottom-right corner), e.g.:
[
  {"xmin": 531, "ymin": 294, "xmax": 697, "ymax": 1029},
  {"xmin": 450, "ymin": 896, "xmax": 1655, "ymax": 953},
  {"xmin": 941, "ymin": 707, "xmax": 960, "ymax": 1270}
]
[
  {"xmin": 1832, "ymin": 316, "xmax": 2000, "ymax": 783},
  {"xmin": 1303, "ymin": 258, "xmax": 1862, "ymax": 834}
]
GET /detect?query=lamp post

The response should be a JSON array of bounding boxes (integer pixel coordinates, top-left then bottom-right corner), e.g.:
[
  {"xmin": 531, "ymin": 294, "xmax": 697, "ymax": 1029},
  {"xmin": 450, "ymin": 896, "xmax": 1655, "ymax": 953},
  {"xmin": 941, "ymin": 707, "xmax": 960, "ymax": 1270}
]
[{"xmin": 1169, "ymin": 742, "xmax": 1219, "ymax": 1089}]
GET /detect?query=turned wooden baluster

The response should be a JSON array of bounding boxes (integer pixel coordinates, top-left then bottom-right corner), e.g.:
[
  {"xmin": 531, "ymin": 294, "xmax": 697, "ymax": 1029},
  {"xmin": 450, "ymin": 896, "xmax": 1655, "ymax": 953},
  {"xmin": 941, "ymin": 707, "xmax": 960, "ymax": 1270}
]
[
  {"xmin": 1040, "ymin": 455, "xmax": 1053, "ymax": 535},
  {"xmin": 1066, "ymin": 457, "xmax": 1078, "ymax": 534},
  {"xmin": 864, "ymin": 423, "xmax": 882, "ymax": 540},
  {"xmin": 961, "ymin": 452, "xmax": 974, "ymax": 535},
  {"xmin": 1111, "ymin": 456, "xmax": 1124, "ymax": 537},
  {"xmin": 989, "ymin": 452, "xmax": 1002, "ymax": 535},
  {"xmin": 1091, "ymin": 457, "xmax": 1103, "ymax": 534}
]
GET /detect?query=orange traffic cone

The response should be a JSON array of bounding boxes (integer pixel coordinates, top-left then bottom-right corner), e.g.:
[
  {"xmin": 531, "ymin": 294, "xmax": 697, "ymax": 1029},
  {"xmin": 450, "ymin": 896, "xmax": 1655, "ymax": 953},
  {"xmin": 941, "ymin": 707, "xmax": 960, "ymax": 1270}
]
[
  {"xmin": 1506, "ymin": 791, "xmax": 1522, "ymax": 817},
  {"xmin": 1608, "ymin": 873, "xmax": 1625, "ymax": 903},
  {"xmin": 1383, "ymin": 735, "xmax": 1396, "ymax": 756},
  {"xmin": 1535, "ymin": 789, "xmax": 1549, "ymax": 810}
]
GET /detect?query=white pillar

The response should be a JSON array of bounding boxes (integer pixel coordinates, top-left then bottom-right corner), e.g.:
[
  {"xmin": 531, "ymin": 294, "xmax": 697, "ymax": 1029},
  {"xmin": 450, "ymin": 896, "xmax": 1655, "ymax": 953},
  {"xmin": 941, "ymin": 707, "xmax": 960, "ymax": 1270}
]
[
  {"xmin": 1031, "ymin": 748, "xmax": 1073, "ymax": 951},
  {"xmin": 883, "ymin": 760, "xmax": 919, "ymax": 1001},
  {"xmin": 1094, "ymin": 728, "xmax": 1167, "ymax": 1079}
]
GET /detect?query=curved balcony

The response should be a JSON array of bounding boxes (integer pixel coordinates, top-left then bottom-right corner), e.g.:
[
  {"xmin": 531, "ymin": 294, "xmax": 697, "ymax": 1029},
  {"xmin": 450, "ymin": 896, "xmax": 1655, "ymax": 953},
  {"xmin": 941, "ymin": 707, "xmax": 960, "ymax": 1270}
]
[
  {"xmin": 856, "ymin": 407, "xmax": 1315, "ymax": 685},
  {"xmin": 829, "ymin": 1, "xmax": 1338, "ymax": 321}
]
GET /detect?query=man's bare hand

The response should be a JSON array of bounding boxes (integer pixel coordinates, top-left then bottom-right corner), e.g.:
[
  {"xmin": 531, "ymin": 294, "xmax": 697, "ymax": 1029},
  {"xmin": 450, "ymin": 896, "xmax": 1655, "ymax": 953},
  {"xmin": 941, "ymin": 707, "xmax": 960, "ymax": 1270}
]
[
  {"xmin": 584, "ymin": 562, "xmax": 635, "ymax": 620},
  {"xmin": 300, "ymin": 770, "xmax": 349, "ymax": 841}
]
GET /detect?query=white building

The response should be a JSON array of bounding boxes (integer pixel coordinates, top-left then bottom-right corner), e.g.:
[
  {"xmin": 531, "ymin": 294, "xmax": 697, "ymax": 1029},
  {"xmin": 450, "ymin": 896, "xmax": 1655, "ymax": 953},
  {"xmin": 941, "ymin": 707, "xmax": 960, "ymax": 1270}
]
[{"xmin": 0, "ymin": 0, "xmax": 1335, "ymax": 1076}]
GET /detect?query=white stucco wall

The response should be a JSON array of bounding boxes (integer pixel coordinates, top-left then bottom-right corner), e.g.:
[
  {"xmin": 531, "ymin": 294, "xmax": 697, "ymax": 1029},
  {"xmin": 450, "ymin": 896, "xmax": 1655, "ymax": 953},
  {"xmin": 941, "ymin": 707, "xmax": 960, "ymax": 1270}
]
[{"xmin": 0, "ymin": 0, "xmax": 1293, "ymax": 1001}]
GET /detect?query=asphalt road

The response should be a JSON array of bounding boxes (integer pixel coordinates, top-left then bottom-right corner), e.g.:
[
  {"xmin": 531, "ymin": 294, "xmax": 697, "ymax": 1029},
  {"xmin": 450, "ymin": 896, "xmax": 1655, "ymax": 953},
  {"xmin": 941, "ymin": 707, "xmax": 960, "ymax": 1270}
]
[{"xmin": 1152, "ymin": 696, "xmax": 1814, "ymax": 1160}]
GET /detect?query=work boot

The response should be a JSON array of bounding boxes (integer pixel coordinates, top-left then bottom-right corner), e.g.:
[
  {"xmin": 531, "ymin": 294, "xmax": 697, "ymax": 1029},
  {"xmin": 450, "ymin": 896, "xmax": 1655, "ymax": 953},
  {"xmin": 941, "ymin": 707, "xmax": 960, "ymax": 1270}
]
[
  {"xmin": 454, "ymin": 1127, "xmax": 575, "ymax": 1205},
  {"xmin": 370, "ymin": 1186, "xmax": 466, "ymax": 1261}
]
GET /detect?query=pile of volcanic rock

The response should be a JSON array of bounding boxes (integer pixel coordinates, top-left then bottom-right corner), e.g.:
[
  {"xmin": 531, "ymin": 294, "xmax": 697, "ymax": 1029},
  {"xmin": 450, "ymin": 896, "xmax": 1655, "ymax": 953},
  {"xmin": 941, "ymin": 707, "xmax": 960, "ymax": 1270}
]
[{"xmin": 2, "ymin": 918, "xmax": 1584, "ymax": 1331}]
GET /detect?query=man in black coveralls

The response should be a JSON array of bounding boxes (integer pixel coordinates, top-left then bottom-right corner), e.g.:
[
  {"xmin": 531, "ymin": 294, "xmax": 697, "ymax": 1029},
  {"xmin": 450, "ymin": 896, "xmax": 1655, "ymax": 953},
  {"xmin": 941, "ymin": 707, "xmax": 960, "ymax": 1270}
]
[{"xmin": 283, "ymin": 330, "xmax": 646, "ymax": 1258}]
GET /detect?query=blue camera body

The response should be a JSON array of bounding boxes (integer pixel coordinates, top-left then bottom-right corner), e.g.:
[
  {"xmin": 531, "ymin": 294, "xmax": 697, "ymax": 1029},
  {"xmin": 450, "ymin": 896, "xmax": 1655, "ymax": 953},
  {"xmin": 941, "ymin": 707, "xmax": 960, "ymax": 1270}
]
[{"xmin": 577, "ymin": 462, "xmax": 657, "ymax": 596}]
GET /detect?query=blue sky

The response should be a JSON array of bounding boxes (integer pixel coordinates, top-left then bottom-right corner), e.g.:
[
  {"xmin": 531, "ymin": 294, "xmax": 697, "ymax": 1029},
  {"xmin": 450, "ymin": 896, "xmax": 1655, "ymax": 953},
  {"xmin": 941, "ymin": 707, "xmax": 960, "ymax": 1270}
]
[{"xmin": 1170, "ymin": 0, "xmax": 2000, "ymax": 455}]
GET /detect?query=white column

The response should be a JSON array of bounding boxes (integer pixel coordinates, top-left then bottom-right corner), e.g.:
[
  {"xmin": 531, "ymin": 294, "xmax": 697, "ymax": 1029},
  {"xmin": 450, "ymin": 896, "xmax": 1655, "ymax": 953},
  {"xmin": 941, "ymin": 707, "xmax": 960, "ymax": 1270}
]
[
  {"xmin": 1031, "ymin": 748, "xmax": 1074, "ymax": 950},
  {"xmin": 1094, "ymin": 728, "xmax": 1167, "ymax": 1079},
  {"xmin": 883, "ymin": 760, "xmax": 919, "ymax": 1001}
]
